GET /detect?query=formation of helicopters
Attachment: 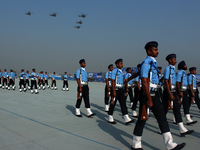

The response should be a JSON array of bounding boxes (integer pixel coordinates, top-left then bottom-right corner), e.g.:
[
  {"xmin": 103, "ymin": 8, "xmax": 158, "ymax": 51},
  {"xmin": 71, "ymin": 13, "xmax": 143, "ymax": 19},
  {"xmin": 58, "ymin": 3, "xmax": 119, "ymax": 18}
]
[{"xmin": 25, "ymin": 11, "xmax": 87, "ymax": 29}]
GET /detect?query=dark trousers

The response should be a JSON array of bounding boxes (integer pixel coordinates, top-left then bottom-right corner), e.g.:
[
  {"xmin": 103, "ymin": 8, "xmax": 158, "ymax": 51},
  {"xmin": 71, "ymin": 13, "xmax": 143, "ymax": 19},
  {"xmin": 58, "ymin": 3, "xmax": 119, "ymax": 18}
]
[
  {"xmin": 182, "ymin": 90, "xmax": 191, "ymax": 115},
  {"xmin": 45, "ymin": 80, "xmax": 49, "ymax": 86},
  {"xmin": 3, "ymin": 78, "xmax": 7, "ymax": 86},
  {"xmin": 132, "ymin": 87, "xmax": 140, "ymax": 110},
  {"xmin": 125, "ymin": 87, "xmax": 134, "ymax": 103},
  {"xmin": 162, "ymin": 89, "xmax": 183, "ymax": 123},
  {"xmin": 134, "ymin": 91, "xmax": 170, "ymax": 136},
  {"xmin": 189, "ymin": 90, "xmax": 200, "ymax": 110},
  {"xmin": 31, "ymin": 80, "xmax": 37, "ymax": 89},
  {"xmin": 75, "ymin": 85, "xmax": 90, "ymax": 108},
  {"xmin": 63, "ymin": 80, "xmax": 68, "ymax": 88},
  {"xmin": 51, "ymin": 80, "xmax": 56, "ymax": 87},
  {"xmin": 8, "ymin": 79, "xmax": 15, "ymax": 86},
  {"xmin": 108, "ymin": 88, "xmax": 128, "ymax": 116},
  {"xmin": 0, "ymin": 78, "xmax": 1, "ymax": 84},
  {"xmin": 104, "ymin": 86, "xmax": 112, "ymax": 105},
  {"xmin": 19, "ymin": 79, "xmax": 26, "ymax": 89},
  {"xmin": 25, "ymin": 79, "xmax": 30, "ymax": 86},
  {"xmin": 39, "ymin": 80, "xmax": 44, "ymax": 86}
]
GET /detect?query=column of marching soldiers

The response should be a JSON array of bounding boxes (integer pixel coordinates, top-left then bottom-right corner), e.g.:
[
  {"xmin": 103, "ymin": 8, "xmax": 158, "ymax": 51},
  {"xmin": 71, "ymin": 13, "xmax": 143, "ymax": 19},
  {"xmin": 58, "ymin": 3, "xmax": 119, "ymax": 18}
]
[
  {"xmin": 0, "ymin": 41, "xmax": 199, "ymax": 149},
  {"xmin": 0, "ymin": 69, "xmax": 69, "ymax": 94},
  {"xmin": 74, "ymin": 41, "xmax": 199, "ymax": 150}
]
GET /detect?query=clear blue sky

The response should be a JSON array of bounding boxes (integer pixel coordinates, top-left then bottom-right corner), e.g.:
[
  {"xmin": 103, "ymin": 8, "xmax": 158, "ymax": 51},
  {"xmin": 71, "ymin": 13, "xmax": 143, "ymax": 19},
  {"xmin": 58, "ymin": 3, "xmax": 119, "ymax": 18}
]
[{"xmin": 0, "ymin": 0, "xmax": 200, "ymax": 74}]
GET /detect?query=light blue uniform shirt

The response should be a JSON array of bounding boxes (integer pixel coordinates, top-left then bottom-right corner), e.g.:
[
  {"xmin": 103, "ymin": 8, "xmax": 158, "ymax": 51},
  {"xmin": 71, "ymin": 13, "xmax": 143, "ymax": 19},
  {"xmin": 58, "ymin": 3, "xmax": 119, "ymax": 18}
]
[
  {"xmin": 105, "ymin": 71, "xmax": 112, "ymax": 86},
  {"xmin": 76, "ymin": 67, "xmax": 87, "ymax": 82},
  {"xmin": 0, "ymin": 72, "xmax": 2, "ymax": 78},
  {"xmin": 111, "ymin": 68, "xmax": 123, "ymax": 84},
  {"xmin": 31, "ymin": 72, "xmax": 37, "ymax": 80},
  {"xmin": 19, "ymin": 72, "xmax": 25, "ymax": 79},
  {"xmin": 176, "ymin": 70, "xmax": 187, "ymax": 87},
  {"xmin": 44, "ymin": 74, "xmax": 48, "ymax": 80},
  {"xmin": 140, "ymin": 56, "xmax": 159, "ymax": 84},
  {"xmin": 3, "ymin": 72, "xmax": 8, "ymax": 78},
  {"xmin": 188, "ymin": 74, "xmax": 196, "ymax": 88},
  {"xmin": 26, "ymin": 74, "xmax": 30, "ymax": 79},
  {"xmin": 124, "ymin": 73, "xmax": 133, "ymax": 85},
  {"xmin": 164, "ymin": 65, "xmax": 176, "ymax": 85},
  {"xmin": 8, "ymin": 72, "xmax": 15, "ymax": 79},
  {"xmin": 38, "ymin": 74, "xmax": 44, "ymax": 79},
  {"xmin": 51, "ymin": 74, "xmax": 56, "ymax": 80},
  {"xmin": 64, "ymin": 75, "xmax": 68, "ymax": 80}
]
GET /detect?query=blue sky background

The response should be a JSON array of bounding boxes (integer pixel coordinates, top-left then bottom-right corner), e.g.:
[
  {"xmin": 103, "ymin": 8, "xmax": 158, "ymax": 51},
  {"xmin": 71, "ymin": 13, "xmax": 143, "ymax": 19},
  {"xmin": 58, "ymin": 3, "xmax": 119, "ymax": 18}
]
[{"xmin": 0, "ymin": 0, "xmax": 200, "ymax": 74}]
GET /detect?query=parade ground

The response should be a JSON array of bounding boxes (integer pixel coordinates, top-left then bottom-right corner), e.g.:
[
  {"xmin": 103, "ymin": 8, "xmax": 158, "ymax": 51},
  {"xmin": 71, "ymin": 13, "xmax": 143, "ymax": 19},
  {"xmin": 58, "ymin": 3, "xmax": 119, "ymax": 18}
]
[{"xmin": 0, "ymin": 80, "xmax": 199, "ymax": 150}]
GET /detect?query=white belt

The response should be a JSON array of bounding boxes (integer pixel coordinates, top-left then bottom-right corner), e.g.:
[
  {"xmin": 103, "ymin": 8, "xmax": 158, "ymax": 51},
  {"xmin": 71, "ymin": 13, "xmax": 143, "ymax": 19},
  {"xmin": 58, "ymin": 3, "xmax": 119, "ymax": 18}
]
[
  {"xmin": 64, "ymin": 79, "xmax": 68, "ymax": 81},
  {"xmin": 181, "ymin": 86, "xmax": 187, "ymax": 90},
  {"xmin": 193, "ymin": 87, "xmax": 197, "ymax": 90},
  {"xmin": 150, "ymin": 83, "xmax": 158, "ymax": 88},
  {"xmin": 20, "ymin": 78, "xmax": 24, "ymax": 79},
  {"xmin": 128, "ymin": 84, "xmax": 132, "ymax": 87},
  {"xmin": 81, "ymin": 81, "xmax": 88, "ymax": 85},
  {"xmin": 116, "ymin": 84, "xmax": 123, "ymax": 87},
  {"xmin": 31, "ymin": 78, "xmax": 36, "ymax": 80},
  {"xmin": 171, "ymin": 85, "xmax": 176, "ymax": 89}
]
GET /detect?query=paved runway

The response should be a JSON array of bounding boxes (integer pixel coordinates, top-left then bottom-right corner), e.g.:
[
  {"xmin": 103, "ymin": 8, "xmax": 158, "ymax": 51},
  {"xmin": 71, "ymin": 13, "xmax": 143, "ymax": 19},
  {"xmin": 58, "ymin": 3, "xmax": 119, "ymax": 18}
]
[{"xmin": 0, "ymin": 80, "xmax": 199, "ymax": 150}]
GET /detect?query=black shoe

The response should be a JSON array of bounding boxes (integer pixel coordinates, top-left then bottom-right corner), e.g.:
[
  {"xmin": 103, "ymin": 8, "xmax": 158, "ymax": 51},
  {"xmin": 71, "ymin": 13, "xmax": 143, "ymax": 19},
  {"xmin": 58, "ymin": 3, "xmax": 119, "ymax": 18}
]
[
  {"xmin": 173, "ymin": 122, "xmax": 177, "ymax": 124},
  {"xmin": 108, "ymin": 121, "xmax": 116, "ymax": 124},
  {"xmin": 132, "ymin": 115, "xmax": 138, "ymax": 118},
  {"xmin": 187, "ymin": 120, "xmax": 197, "ymax": 125},
  {"xmin": 180, "ymin": 130, "xmax": 194, "ymax": 137},
  {"xmin": 131, "ymin": 146, "xmax": 143, "ymax": 150},
  {"xmin": 88, "ymin": 113, "xmax": 96, "ymax": 118},
  {"xmin": 171, "ymin": 143, "xmax": 186, "ymax": 150},
  {"xmin": 76, "ymin": 114, "xmax": 82, "ymax": 117},
  {"xmin": 125, "ymin": 119, "xmax": 135, "ymax": 125}
]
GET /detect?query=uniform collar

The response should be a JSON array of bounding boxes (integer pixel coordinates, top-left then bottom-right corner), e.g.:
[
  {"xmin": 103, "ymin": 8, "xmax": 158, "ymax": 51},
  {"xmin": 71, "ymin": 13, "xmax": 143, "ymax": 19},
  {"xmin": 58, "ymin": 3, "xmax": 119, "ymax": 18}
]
[
  {"xmin": 148, "ymin": 56, "xmax": 157, "ymax": 62},
  {"xmin": 169, "ymin": 64, "xmax": 175, "ymax": 69},
  {"xmin": 81, "ymin": 67, "xmax": 85, "ymax": 71},
  {"xmin": 117, "ymin": 68, "xmax": 122, "ymax": 72}
]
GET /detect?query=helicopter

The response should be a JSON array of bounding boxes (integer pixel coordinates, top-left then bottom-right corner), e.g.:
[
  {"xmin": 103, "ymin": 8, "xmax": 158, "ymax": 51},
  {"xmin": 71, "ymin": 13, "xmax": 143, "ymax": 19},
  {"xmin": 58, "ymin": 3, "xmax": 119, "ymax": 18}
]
[
  {"xmin": 74, "ymin": 26, "xmax": 81, "ymax": 29},
  {"xmin": 49, "ymin": 13, "xmax": 57, "ymax": 17},
  {"xmin": 25, "ymin": 11, "xmax": 32, "ymax": 16},
  {"xmin": 78, "ymin": 13, "xmax": 87, "ymax": 18},
  {"xmin": 76, "ymin": 20, "xmax": 83, "ymax": 24}
]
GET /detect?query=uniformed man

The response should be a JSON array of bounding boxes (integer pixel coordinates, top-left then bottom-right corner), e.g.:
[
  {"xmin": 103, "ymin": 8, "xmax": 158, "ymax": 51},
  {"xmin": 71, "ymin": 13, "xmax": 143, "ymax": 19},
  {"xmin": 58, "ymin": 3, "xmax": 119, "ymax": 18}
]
[
  {"xmin": 30, "ymin": 68, "xmax": 38, "ymax": 94},
  {"xmin": 131, "ymin": 41, "xmax": 186, "ymax": 150},
  {"xmin": 75, "ymin": 59, "xmax": 95, "ymax": 117},
  {"xmin": 63, "ymin": 72, "xmax": 69, "ymax": 91},
  {"xmin": 51, "ymin": 72, "xmax": 57, "ymax": 90},
  {"xmin": 44, "ymin": 72, "xmax": 50, "ymax": 89},
  {"xmin": 104, "ymin": 64, "xmax": 114, "ymax": 112},
  {"xmin": 38, "ymin": 71, "xmax": 45, "ymax": 90},
  {"xmin": 0, "ymin": 69, "xmax": 2, "ymax": 88},
  {"xmin": 2, "ymin": 69, "xmax": 8, "ymax": 89},
  {"xmin": 177, "ymin": 61, "xmax": 197, "ymax": 125},
  {"xmin": 188, "ymin": 67, "xmax": 200, "ymax": 112},
  {"xmin": 25, "ymin": 71, "xmax": 31, "ymax": 90},
  {"xmin": 162, "ymin": 54, "xmax": 193, "ymax": 136},
  {"xmin": 131, "ymin": 64, "xmax": 141, "ymax": 118},
  {"xmin": 8, "ymin": 69, "xmax": 16, "ymax": 90},
  {"xmin": 19, "ymin": 69, "xmax": 26, "ymax": 92},
  {"xmin": 107, "ymin": 59, "xmax": 133, "ymax": 125}
]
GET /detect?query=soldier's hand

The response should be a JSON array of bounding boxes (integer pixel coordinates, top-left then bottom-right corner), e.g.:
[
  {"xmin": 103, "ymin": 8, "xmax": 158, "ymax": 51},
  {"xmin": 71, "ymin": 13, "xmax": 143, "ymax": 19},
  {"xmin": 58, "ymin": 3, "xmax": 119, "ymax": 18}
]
[
  {"xmin": 147, "ymin": 97, "xmax": 153, "ymax": 108},
  {"xmin": 124, "ymin": 79, "xmax": 128, "ymax": 84},
  {"xmin": 170, "ymin": 94, "xmax": 175, "ymax": 101},
  {"xmin": 79, "ymin": 87, "xmax": 82, "ymax": 93},
  {"xmin": 113, "ymin": 91, "xmax": 116, "ymax": 98},
  {"xmin": 179, "ymin": 92, "xmax": 183, "ymax": 98}
]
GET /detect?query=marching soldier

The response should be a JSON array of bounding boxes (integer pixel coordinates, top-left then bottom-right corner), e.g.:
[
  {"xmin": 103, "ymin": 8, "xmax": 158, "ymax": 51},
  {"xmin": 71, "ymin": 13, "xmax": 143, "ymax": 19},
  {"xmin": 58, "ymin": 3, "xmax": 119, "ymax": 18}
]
[
  {"xmin": 162, "ymin": 54, "xmax": 193, "ymax": 136},
  {"xmin": 44, "ymin": 72, "xmax": 50, "ymax": 89},
  {"xmin": 177, "ymin": 61, "xmax": 197, "ymax": 125},
  {"xmin": 131, "ymin": 64, "xmax": 141, "ymax": 118},
  {"xmin": 8, "ymin": 69, "xmax": 16, "ymax": 90},
  {"xmin": 30, "ymin": 68, "xmax": 38, "ymax": 94},
  {"xmin": 131, "ymin": 41, "xmax": 185, "ymax": 150},
  {"xmin": 104, "ymin": 64, "xmax": 113, "ymax": 112},
  {"xmin": 38, "ymin": 71, "xmax": 45, "ymax": 90},
  {"xmin": 51, "ymin": 72, "xmax": 57, "ymax": 90},
  {"xmin": 107, "ymin": 59, "xmax": 133, "ymax": 125},
  {"xmin": 2, "ymin": 69, "xmax": 8, "ymax": 89},
  {"xmin": 75, "ymin": 59, "xmax": 95, "ymax": 117},
  {"xmin": 63, "ymin": 72, "xmax": 69, "ymax": 91},
  {"xmin": 188, "ymin": 67, "xmax": 200, "ymax": 112},
  {"xmin": 25, "ymin": 71, "xmax": 31, "ymax": 90},
  {"xmin": 0, "ymin": 69, "xmax": 2, "ymax": 88},
  {"xmin": 19, "ymin": 69, "xmax": 26, "ymax": 92}
]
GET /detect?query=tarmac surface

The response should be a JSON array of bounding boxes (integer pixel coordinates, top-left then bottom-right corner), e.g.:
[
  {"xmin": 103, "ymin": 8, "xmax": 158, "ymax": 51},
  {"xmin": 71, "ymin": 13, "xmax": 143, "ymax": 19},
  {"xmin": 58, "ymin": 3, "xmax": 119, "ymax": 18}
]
[{"xmin": 0, "ymin": 80, "xmax": 199, "ymax": 150}]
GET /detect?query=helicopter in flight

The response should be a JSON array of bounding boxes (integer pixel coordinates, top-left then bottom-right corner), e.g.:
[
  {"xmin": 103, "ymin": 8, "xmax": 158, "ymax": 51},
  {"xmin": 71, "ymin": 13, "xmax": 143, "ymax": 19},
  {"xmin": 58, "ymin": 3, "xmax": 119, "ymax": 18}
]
[
  {"xmin": 74, "ymin": 26, "xmax": 81, "ymax": 29},
  {"xmin": 78, "ymin": 13, "xmax": 87, "ymax": 18},
  {"xmin": 25, "ymin": 11, "xmax": 32, "ymax": 16},
  {"xmin": 49, "ymin": 13, "xmax": 57, "ymax": 17},
  {"xmin": 76, "ymin": 20, "xmax": 83, "ymax": 24}
]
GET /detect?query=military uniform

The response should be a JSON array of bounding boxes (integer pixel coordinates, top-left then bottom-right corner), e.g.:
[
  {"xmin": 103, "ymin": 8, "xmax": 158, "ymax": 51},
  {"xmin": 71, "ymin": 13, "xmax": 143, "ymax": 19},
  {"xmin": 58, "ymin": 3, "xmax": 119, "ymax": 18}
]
[
  {"xmin": 2, "ymin": 70, "xmax": 8, "ymax": 89},
  {"xmin": 30, "ymin": 69, "xmax": 38, "ymax": 94},
  {"xmin": 63, "ymin": 72, "xmax": 69, "ymax": 91},
  {"xmin": 19, "ymin": 70, "xmax": 26, "ymax": 92},
  {"xmin": 44, "ymin": 72, "xmax": 50, "ymax": 89},
  {"xmin": 8, "ymin": 70, "xmax": 16, "ymax": 90},
  {"xmin": 51, "ymin": 72, "xmax": 57, "ymax": 90}
]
